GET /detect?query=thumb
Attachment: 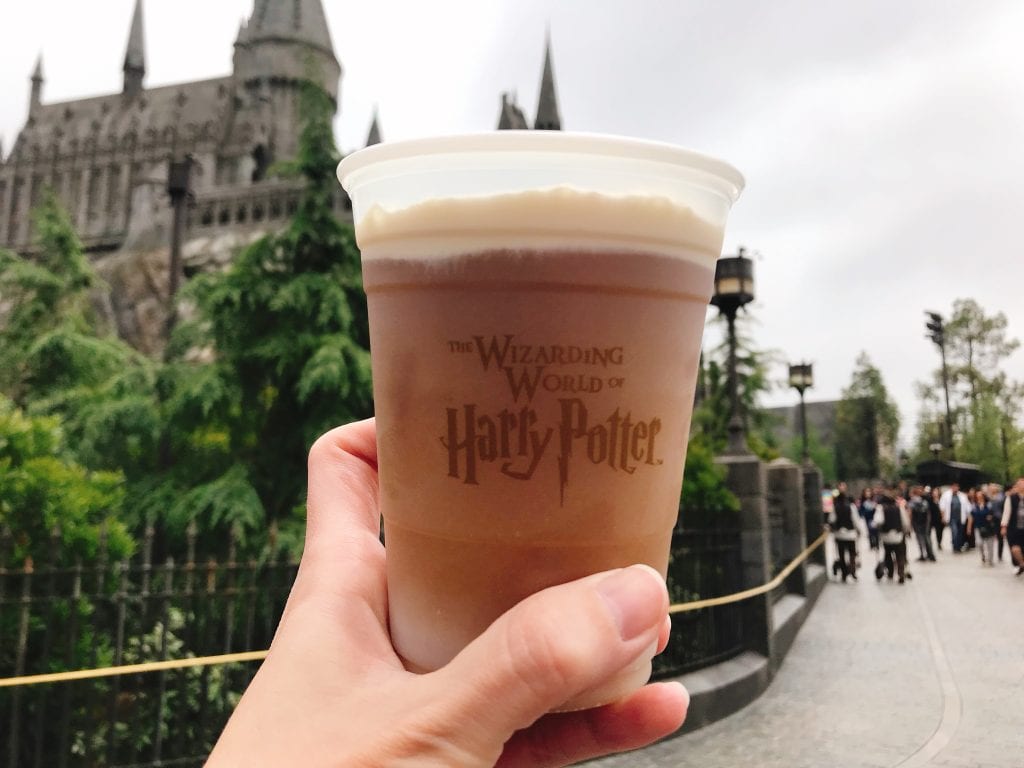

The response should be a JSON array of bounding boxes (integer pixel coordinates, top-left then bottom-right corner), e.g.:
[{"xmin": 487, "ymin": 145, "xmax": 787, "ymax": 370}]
[{"xmin": 431, "ymin": 565, "xmax": 667, "ymax": 743}]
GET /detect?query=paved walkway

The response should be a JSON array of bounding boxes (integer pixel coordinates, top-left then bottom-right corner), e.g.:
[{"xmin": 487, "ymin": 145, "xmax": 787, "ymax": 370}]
[{"xmin": 582, "ymin": 543, "xmax": 1024, "ymax": 768}]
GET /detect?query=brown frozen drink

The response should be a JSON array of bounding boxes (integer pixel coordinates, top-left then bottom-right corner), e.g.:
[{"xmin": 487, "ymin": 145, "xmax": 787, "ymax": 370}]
[{"xmin": 338, "ymin": 133, "xmax": 743, "ymax": 710}]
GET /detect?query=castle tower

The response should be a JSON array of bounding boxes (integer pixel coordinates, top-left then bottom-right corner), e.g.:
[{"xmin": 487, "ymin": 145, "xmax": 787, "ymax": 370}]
[
  {"xmin": 233, "ymin": 0, "xmax": 341, "ymax": 102},
  {"xmin": 534, "ymin": 32, "xmax": 562, "ymax": 131},
  {"xmin": 231, "ymin": 0, "xmax": 342, "ymax": 162},
  {"xmin": 29, "ymin": 54, "xmax": 43, "ymax": 116},
  {"xmin": 123, "ymin": 0, "xmax": 146, "ymax": 99},
  {"xmin": 365, "ymin": 108, "xmax": 382, "ymax": 146}
]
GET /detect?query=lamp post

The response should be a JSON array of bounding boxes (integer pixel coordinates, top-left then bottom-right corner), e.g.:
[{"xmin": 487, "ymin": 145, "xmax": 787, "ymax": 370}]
[
  {"xmin": 925, "ymin": 311, "xmax": 955, "ymax": 460},
  {"xmin": 788, "ymin": 362, "xmax": 814, "ymax": 463},
  {"xmin": 710, "ymin": 247, "xmax": 755, "ymax": 455}
]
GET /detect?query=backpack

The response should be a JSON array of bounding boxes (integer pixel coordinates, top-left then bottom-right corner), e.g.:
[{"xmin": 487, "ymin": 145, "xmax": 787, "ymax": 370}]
[
  {"xmin": 834, "ymin": 497, "xmax": 855, "ymax": 530},
  {"xmin": 979, "ymin": 508, "xmax": 997, "ymax": 537},
  {"xmin": 880, "ymin": 503, "xmax": 902, "ymax": 533},
  {"xmin": 910, "ymin": 498, "xmax": 929, "ymax": 526}
]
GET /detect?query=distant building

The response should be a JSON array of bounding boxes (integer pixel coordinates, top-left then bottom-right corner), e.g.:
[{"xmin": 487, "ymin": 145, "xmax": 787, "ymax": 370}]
[
  {"xmin": 0, "ymin": 0, "xmax": 564, "ymax": 352},
  {"xmin": 765, "ymin": 400, "xmax": 841, "ymax": 455},
  {"xmin": 766, "ymin": 398, "xmax": 898, "ymax": 483}
]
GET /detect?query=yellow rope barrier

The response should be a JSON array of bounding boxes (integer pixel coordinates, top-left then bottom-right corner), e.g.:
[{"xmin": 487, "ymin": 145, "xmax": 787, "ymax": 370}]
[
  {"xmin": 669, "ymin": 530, "xmax": 828, "ymax": 615},
  {"xmin": 0, "ymin": 530, "xmax": 828, "ymax": 688},
  {"xmin": 0, "ymin": 651, "xmax": 268, "ymax": 689}
]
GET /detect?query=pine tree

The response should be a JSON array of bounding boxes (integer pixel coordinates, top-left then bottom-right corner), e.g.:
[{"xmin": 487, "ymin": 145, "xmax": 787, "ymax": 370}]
[
  {"xmin": 155, "ymin": 81, "xmax": 373, "ymax": 551},
  {"xmin": 0, "ymin": 193, "xmax": 161, "ymax": 484}
]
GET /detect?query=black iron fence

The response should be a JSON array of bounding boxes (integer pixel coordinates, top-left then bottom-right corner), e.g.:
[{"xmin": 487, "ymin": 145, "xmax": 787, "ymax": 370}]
[
  {"xmin": 1, "ymin": 521, "xmax": 743, "ymax": 767},
  {"xmin": 0, "ymin": 524, "xmax": 296, "ymax": 768},
  {"xmin": 654, "ymin": 527, "xmax": 744, "ymax": 679}
]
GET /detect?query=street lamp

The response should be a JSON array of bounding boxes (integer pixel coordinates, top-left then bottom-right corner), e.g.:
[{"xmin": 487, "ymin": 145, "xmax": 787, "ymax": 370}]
[
  {"xmin": 788, "ymin": 362, "xmax": 814, "ymax": 463},
  {"xmin": 710, "ymin": 247, "xmax": 755, "ymax": 455},
  {"xmin": 925, "ymin": 310, "xmax": 955, "ymax": 460}
]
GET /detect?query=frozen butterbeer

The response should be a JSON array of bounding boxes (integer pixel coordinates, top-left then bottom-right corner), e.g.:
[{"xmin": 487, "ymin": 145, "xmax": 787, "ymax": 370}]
[{"xmin": 338, "ymin": 133, "xmax": 743, "ymax": 710}]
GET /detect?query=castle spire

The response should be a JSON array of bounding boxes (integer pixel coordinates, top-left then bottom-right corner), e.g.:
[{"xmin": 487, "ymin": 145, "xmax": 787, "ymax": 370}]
[
  {"xmin": 29, "ymin": 53, "xmax": 44, "ymax": 113},
  {"xmin": 533, "ymin": 29, "xmax": 562, "ymax": 131},
  {"xmin": 123, "ymin": 0, "xmax": 146, "ymax": 98},
  {"xmin": 365, "ymin": 108, "xmax": 382, "ymax": 147},
  {"xmin": 248, "ymin": 0, "xmax": 335, "ymax": 55}
]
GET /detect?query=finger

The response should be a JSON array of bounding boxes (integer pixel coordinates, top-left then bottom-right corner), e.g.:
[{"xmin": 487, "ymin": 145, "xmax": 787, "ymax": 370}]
[
  {"xmin": 496, "ymin": 682, "xmax": 689, "ymax": 768},
  {"xmin": 304, "ymin": 418, "xmax": 380, "ymax": 571},
  {"xmin": 433, "ymin": 564, "xmax": 668, "ymax": 748},
  {"xmin": 272, "ymin": 419, "xmax": 394, "ymax": 667},
  {"xmin": 657, "ymin": 615, "xmax": 671, "ymax": 655}
]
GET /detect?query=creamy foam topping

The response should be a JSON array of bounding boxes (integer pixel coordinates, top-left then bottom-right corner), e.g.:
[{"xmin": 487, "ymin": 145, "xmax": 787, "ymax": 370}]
[{"xmin": 355, "ymin": 186, "xmax": 724, "ymax": 264}]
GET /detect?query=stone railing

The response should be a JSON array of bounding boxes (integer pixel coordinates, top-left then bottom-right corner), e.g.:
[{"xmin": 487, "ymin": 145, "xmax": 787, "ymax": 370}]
[{"xmin": 187, "ymin": 178, "xmax": 352, "ymax": 233}]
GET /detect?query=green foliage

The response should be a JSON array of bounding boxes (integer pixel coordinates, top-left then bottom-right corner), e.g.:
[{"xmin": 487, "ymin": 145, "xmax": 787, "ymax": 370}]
[
  {"xmin": 0, "ymin": 191, "xmax": 161, "ymax": 483},
  {"xmin": 785, "ymin": 424, "xmax": 837, "ymax": 486},
  {"xmin": 0, "ymin": 193, "xmax": 109, "ymax": 400},
  {"xmin": 915, "ymin": 299, "xmax": 1023, "ymax": 479},
  {"xmin": 679, "ymin": 435, "xmax": 740, "ymax": 528},
  {"xmin": 150, "ymin": 79, "xmax": 372, "ymax": 550},
  {"xmin": 692, "ymin": 310, "xmax": 781, "ymax": 461},
  {"xmin": 0, "ymin": 395, "xmax": 132, "ymax": 564},
  {"xmin": 834, "ymin": 352, "xmax": 900, "ymax": 481}
]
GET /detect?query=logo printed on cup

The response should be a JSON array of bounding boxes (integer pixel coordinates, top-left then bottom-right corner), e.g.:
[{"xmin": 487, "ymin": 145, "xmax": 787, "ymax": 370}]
[{"xmin": 442, "ymin": 334, "xmax": 662, "ymax": 500}]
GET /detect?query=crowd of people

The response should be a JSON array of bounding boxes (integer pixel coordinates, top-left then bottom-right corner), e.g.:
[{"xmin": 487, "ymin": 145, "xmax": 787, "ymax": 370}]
[{"xmin": 825, "ymin": 477, "xmax": 1024, "ymax": 584}]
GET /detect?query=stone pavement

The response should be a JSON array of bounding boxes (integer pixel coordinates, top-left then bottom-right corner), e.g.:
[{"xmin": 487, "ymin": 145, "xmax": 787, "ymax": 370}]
[{"xmin": 582, "ymin": 542, "xmax": 1024, "ymax": 768}]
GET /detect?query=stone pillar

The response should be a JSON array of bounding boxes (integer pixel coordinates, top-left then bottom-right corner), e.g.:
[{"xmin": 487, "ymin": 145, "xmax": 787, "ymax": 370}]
[
  {"xmin": 802, "ymin": 463, "xmax": 826, "ymax": 567},
  {"xmin": 768, "ymin": 458, "xmax": 807, "ymax": 596},
  {"xmin": 716, "ymin": 454, "xmax": 772, "ymax": 660}
]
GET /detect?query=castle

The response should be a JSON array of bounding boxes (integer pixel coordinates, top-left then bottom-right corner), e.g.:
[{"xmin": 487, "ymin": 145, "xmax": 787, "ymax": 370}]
[{"xmin": 0, "ymin": 0, "xmax": 562, "ymax": 351}]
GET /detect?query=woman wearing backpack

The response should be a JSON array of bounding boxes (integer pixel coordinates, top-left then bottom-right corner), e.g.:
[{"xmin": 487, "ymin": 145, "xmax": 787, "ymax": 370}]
[
  {"xmin": 967, "ymin": 489, "xmax": 997, "ymax": 566},
  {"xmin": 873, "ymin": 490, "xmax": 911, "ymax": 583}
]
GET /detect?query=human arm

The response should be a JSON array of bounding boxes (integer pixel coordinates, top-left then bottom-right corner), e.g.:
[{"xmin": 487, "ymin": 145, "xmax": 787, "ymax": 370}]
[{"xmin": 207, "ymin": 420, "xmax": 684, "ymax": 768}]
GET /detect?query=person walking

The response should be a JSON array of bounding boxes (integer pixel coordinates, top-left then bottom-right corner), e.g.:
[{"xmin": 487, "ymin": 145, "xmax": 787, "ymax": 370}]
[
  {"xmin": 989, "ymin": 483, "xmax": 1007, "ymax": 562},
  {"xmin": 909, "ymin": 486, "xmax": 935, "ymax": 562},
  {"xmin": 964, "ymin": 488, "xmax": 979, "ymax": 551},
  {"xmin": 939, "ymin": 482, "xmax": 970, "ymax": 553},
  {"xmin": 874, "ymin": 490, "xmax": 911, "ymax": 583},
  {"xmin": 967, "ymin": 489, "xmax": 997, "ymax": 566},
  {"xmin": 829, "ymin": 483, "xmax": 859, "ymax": 581},
  {"xmin": 1000, "ymin": 477, "xmax": 1024, "ymax": 576},
  {"xmin": 928, "ymin": 486, "xmax": 944, "ymax": 551},
  {"xmin": 858, "ymin": 487, "xmax": 879, "ymax": 551}
]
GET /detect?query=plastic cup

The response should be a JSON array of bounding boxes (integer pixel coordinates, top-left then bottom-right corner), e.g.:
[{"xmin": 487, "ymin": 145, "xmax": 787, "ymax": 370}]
[{"xmin": 338, "ymin": 131, "xmax": 743, "ymax": 711}]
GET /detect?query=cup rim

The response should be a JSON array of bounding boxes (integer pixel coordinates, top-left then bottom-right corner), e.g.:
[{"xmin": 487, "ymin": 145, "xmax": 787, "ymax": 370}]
[{"xmin": 337, "ymin": 130, "xmax": 745, "ymax": 203}]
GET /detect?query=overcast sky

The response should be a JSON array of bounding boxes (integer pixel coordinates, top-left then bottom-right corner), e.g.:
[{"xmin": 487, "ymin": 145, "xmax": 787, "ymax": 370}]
[{"xmin": 2, "ymin": 0, "xmax": 1023, "ymax": 447}]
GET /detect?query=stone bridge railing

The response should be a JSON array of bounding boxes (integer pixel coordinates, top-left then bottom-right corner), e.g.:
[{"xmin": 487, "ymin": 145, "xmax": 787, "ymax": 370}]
[{"xmin": 187, "ymin": 178, "xmax": 352, "ymax": 234}]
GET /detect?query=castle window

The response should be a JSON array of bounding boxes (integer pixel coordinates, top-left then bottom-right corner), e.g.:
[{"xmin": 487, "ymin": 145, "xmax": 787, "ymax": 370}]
[
  {"xmin": 30, "ymin": 175, "xmax": 43, "ymax": 208},
  {"xmin": 236, "ymin": 204, "xmax": 248, "ymax": 223},
  {"xmin": 86, "ymin": 169, "xmax": 101, "ymax": 221},
  {"xmin": 218, "ymin": 206, "xmax": 230, "ymax": 225},
  {"xmin": 251, "ymin": 145, "xmax": 269, "ymax": 183},
  {"xmin": 252, "ymin": 203, "xmax": 265, "ymax": 222},
  {"xmin": 201, "ymin": 206, "xmax": 214, "ymax": 227},
  {"xmin": 270, "ymin": 200, "xmax": 282, "ymax": 219},
  {"xmin": 10, "ymin": 177, "xmax": 24, "ymax": 237},
  {"xmin": 107, "ymin": 165, "xmax": 122, "ymax": 217}
]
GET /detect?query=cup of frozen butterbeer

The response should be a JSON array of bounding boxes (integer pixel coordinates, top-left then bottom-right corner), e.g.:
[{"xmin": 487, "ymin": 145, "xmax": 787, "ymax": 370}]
[{"xmin": 338, "ymin": 132, "xmax": 743, "ymax": 711}]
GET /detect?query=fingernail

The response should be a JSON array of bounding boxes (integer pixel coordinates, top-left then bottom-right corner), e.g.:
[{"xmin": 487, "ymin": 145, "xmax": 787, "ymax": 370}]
[{"xmin": 597, "ymin": 565, "xmax": 666, "ymax": 641}]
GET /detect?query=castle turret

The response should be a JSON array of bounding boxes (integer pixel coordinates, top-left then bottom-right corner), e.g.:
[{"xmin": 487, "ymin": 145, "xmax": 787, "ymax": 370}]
[
  {"xmin": 534, "ymin": 32, "xmax": 562, "ymax": 131},
  {"xmin": 365, "ymin": 108, "xmax": 382, "ymax": 146},
  {"xmin": 233, "ymin": 0, "xmax": 342, "ymax": 105},
  {"xmin": 29, "ymin": 54, "xmax": 44, "ymax": 115},
  {"xmin": 123, "ymin": 0, "xmax": 146, "ymax": 99},
  {"xmin": 497, "ymin": 92, "xmax": 528, "ymax": 130}
]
